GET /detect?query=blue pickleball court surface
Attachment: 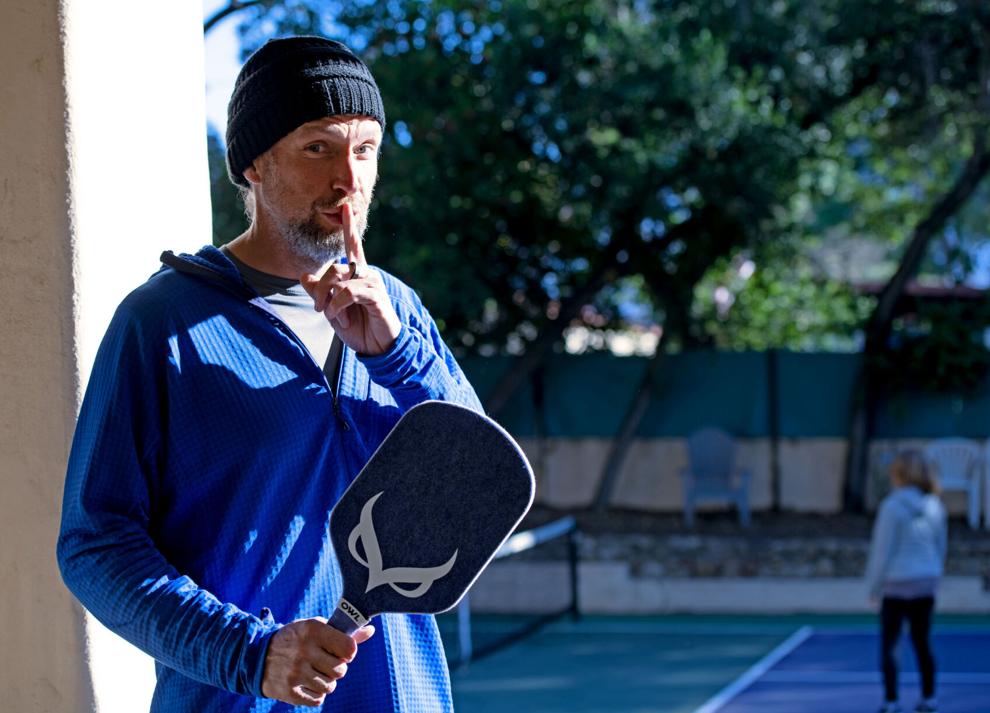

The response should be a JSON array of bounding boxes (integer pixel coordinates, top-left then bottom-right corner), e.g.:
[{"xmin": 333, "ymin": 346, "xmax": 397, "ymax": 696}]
[
  {"xmin": 447, "ymin": 616, "xmax": 990, "ymax": 713},
  {"xmin": 704, "ymin": 628, "xmax": 990, "ymax": 713}
]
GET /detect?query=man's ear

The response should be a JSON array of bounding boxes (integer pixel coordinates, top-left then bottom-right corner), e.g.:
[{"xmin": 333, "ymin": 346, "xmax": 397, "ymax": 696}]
[{"xmin": 243, "ymin": 161, "xmax": 262, "ymax": 185}]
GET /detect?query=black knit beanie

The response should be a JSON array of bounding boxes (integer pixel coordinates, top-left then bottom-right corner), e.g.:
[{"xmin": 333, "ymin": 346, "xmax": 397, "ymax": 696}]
[{"xmin": 225, "ymin": 36, "xmax": 386, "ymax": 187}]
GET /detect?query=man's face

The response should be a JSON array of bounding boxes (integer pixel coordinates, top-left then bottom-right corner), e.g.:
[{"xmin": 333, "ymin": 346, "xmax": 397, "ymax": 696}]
[{"xmin": 250, "ymin": 115, "xmax": 382, "ymax": 264}]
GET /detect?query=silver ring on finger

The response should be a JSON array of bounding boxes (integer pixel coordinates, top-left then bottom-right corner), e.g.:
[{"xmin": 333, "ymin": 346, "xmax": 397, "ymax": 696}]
[{"xmin": 349, "ymin": 263, "xmax": 369, "ymax": 280}]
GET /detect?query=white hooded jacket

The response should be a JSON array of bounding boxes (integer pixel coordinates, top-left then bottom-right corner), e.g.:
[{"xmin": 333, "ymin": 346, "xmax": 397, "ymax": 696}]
[{"xmin": 864, "ymin": 485, "xmax": 948, "ymax": 598}]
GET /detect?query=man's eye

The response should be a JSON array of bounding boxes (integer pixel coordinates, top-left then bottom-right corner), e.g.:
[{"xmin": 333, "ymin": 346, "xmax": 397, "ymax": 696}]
[
  {"xmin": 355, "ymin": 144, "xmax": 378, "ymax": 156},
  {"xmin": 305, "ymin": 144, "xmax": 325, "ymax": 153}
]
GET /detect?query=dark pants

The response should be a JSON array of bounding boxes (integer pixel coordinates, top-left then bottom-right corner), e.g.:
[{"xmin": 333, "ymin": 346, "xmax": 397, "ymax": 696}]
[{"xmin": 881, "ymin": 596, "xmax": 936, "ymax": 702}]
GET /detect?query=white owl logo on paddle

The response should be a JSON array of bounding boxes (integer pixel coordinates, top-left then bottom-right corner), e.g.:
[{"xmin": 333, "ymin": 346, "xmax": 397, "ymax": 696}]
[{"xmin": 347, "ymin": 491, "xmax": 458, "ymax": 598}]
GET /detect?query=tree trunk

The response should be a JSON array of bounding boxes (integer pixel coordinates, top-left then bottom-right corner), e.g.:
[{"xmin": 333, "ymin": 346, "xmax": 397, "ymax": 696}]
[
  {"xmin": 592, "ymin": 288, "xmax": 693, "ymax": 510},
  {"xmin": 844, "ymin": 132, "xmax": 990, "ymax": 509},
  {"xmin": 482, "ymin": 190, "xmax": 655, "ymax": 417},
  {"xmin": 592, "ymin": 330, "xmax": 669, "ymax": 510}
]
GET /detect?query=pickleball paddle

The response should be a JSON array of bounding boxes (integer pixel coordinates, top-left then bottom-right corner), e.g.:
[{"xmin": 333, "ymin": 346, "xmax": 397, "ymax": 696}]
[{"xmin": 326, "ymin": 400, "xmax": 535, "ymax": 634}]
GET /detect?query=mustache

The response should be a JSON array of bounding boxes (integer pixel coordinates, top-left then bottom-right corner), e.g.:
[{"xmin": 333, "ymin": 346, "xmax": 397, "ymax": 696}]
[{"xmin": 313, "ymin": 197, "xmax": 355, "ymax": 212}]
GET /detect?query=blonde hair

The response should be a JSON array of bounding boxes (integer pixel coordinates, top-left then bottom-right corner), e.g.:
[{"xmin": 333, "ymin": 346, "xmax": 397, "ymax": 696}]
[{"xmin": 889, "ymin": 449, "xmax": 939, "ymax": 495}]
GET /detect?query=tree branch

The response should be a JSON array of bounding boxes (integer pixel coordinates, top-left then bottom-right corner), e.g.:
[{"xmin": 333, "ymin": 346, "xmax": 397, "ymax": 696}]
[
  {"xmin": 866, "ymin": 130, "xmax": 990, "ymax": 351},
  {"xmin": 483, "ymin": 203, "xmax": 645, "ymax": 417},
  {"xmin": 483, "ymin": 243, "xmax": 622, "ymax": 417},
  {"xmin": 844, "ymin": 125, "xmax": 990, "ymax": 509},
  {"xmin": 204, "ymin": 0, "xmax": 262, "ymax": 35}
]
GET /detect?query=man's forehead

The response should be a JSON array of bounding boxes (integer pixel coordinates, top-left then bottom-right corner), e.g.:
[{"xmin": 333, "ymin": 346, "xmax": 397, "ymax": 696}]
[{"xmin": 296, "ymin": 116, "xmax": 382, "ymax": 138}]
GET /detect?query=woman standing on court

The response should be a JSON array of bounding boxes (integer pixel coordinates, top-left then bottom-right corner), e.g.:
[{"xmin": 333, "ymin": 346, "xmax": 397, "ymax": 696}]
[{"xmin": 865, "ymin": 450, "xmax": 947, "ymax": 713}]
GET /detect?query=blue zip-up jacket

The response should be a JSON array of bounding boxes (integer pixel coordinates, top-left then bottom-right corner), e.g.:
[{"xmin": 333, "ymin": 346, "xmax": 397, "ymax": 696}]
[{"xmin": 57, "ymin": 246, "xmax": 482, "ymax": 712}]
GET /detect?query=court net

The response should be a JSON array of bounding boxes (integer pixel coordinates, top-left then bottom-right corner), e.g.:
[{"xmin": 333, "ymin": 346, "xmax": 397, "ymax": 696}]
[{"xmin": 438, "ymin": 516, "xmax": 581, "ymax": 668}]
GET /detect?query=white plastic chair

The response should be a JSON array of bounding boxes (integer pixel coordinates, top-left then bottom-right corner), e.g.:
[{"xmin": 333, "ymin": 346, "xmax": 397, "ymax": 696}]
[
  {"xmin": 680, "ymin": 427, "xmax": 751, "ymax": 527},
  {"xmin": 923, "ymin": 438, "xmax": 982, "ymax": 529}
]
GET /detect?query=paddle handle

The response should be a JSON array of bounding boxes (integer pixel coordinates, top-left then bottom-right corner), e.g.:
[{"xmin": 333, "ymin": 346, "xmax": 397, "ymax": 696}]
[{"xmin": 327, "ymin": 597, "xmax": 370, "ymax": 635}]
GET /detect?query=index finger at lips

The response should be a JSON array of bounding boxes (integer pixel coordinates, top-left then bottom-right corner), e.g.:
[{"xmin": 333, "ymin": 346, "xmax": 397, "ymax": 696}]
[{"xmin": 342, "ymin": 203, "xmax": 367, "ymax": 270}]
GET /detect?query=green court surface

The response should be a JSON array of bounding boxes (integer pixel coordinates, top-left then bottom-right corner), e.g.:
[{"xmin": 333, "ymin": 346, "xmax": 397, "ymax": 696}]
[{"xmin": 443, "ymin": 614, "xmax": 990, "ymax": 713}]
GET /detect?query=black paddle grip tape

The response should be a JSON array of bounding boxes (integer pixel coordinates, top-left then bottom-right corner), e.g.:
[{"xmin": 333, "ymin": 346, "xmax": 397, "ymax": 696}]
[{"xmin": 327, "ymin": 598, "xmax": 368, "ymax": 635}]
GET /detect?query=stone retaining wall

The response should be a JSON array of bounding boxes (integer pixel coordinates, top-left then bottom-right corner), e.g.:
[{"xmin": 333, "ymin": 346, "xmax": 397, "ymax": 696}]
[{"xmin": 467, "ymin": 526, "xmax": 990, "ymax": 615}]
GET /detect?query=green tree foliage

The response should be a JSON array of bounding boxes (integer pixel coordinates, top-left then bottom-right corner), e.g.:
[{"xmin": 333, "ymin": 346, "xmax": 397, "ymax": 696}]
[
  {"xmin": 208, "ymin": 0, "xmax": 990, "ymax": 363},
  {"xmin": 208, "ymin": 126, "xmax": 249, "ymax": 246},
  {"xmin": 874, "ymin": 300, "xmax": 990, "ymax": 393},
  {"xmin": 694, "ymin": 250, "xmax": 873, "ymax": 351},
  {"xmin": 691, "ymin": 1, "xmax": 990, "ymax": 360},
  {"xmin": 220, "ymin": 0, "xmax": 825, "ymax": 356}
]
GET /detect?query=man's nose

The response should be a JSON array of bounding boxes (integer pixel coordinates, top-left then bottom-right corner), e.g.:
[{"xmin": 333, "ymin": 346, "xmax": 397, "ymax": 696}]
[{"xmin": 331, "ymin": 155, "xmax": 359, "ymax": 196}]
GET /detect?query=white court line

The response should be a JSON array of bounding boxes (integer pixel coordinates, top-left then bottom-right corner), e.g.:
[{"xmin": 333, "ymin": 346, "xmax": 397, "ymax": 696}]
[
  {"xmin": 690, "ymin": 626, "xmax": 814, "ymax": 713},
  {"xmin": 803, "ymin": 628, "xmax": 990, "ymax": 638},
  {"xmin": 760, "ymin": 671, "xmax": 990, "ymax": 685},
  {"xmin": 543, "ymin": 621, "xmax": 813, "ymax": 637}
]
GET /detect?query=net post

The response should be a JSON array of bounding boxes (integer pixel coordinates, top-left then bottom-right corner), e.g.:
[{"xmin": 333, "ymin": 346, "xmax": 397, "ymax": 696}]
[
  {"xmin": 567, "ymin": 525, "xmax": 581, "ymax": 622},
  {"xmin": 443, "ymin": 516, "xmax": 581, "ymax": 666},
  {"xmin": 456, "ymin": 594, "xmax": 473, "ymax": 668}
]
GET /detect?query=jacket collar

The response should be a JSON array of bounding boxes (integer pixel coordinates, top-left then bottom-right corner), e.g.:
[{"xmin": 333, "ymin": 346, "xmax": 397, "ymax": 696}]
[{"xmin": 160, "ymin": 245, "xmax": 256, "ymax": 299}]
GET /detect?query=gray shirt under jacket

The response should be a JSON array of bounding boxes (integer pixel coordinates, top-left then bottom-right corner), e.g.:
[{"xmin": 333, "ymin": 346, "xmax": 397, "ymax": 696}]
[{"xmin": 222, "ymin": 246, "xmax": 342, "ymax": 390}]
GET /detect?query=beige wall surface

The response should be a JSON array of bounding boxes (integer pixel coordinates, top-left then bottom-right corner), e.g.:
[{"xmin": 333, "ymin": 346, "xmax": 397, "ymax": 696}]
[
  {"xmin": 611, "ymin": 438, "xmax": 774, "ymax": 512},
  {"xmin": 525, "ymin": 437, "xmax": 840, "ymax": 512},
  {"xmin": 2, "ymin": 1, "xmax": 209, "ymax": 711},
  {"xmin": 778, "ymin": 438, "xmax": 847, "ymax": 512},
  {"xmin": 0, "ymin": 1, "xmax": 91, "ymax": 710},
  {"xmin": 525, "ymin": 436, "xmax": 980, "ymax": 516}
]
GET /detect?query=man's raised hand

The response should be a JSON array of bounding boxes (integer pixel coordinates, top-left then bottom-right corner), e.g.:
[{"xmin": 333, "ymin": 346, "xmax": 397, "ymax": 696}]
[{"xmin": 301, "ymin": 203, "xmax": 401, "ymax": 356}]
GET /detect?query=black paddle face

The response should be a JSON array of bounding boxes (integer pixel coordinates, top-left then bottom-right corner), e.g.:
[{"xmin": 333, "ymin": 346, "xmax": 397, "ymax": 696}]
[{"xmin": 328, "ymin": 401, "xmax": 534, "ymax": 629}]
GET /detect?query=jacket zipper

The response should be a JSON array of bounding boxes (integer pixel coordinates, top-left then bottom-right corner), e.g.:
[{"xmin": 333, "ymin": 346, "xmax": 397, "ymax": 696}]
[
  {"xmin": 162, "ymin": 251, "xmax": 351, "ymax": 431},
  {"xmin": 329, "ymin": 336, "xmax": 349, "ymax": 431},
  {"xmin": 248, "ymin": 300, "xmax": 351, "ymax": 432}
]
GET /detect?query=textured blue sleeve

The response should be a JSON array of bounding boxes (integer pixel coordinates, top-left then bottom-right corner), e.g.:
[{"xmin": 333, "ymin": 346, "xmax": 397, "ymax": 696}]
[
  {"xmin": 864, "ymin": 499, "xmax": 897, "ymax": 597},
  {"xmin": 56, "ymin": 302, "xmax": 279, "ymax": 698},
  {"xmin": 359, "ymin": 282, "xmax": 483, "ymax": 414}
]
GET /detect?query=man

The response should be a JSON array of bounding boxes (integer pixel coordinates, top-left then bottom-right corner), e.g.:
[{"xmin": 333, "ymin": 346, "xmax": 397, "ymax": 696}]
[{"xmin": 57, "ymin": 36, "xmax": 481, "ymax": 711}]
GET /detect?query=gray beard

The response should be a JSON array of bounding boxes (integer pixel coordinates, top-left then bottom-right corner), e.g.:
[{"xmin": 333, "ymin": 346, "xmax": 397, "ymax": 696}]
[{"xmin": 281, "ymin": 215, "xmax": 347, "ymax": 265}]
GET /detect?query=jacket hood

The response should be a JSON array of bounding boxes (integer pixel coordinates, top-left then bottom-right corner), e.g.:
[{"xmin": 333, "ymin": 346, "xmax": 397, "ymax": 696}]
[
  {"xmin": 890, "ymin": 485, "xmax": 937, "ymax": 517},
  {"xmin": 159, "ymin": 245, "xmax": 256, "ymax": 299}
]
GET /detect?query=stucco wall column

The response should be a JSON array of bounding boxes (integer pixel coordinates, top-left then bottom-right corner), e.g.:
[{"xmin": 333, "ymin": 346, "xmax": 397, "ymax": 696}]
[{"xmin": 1, "ymin": 1, "xmax": 209, "ymax": 710}]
